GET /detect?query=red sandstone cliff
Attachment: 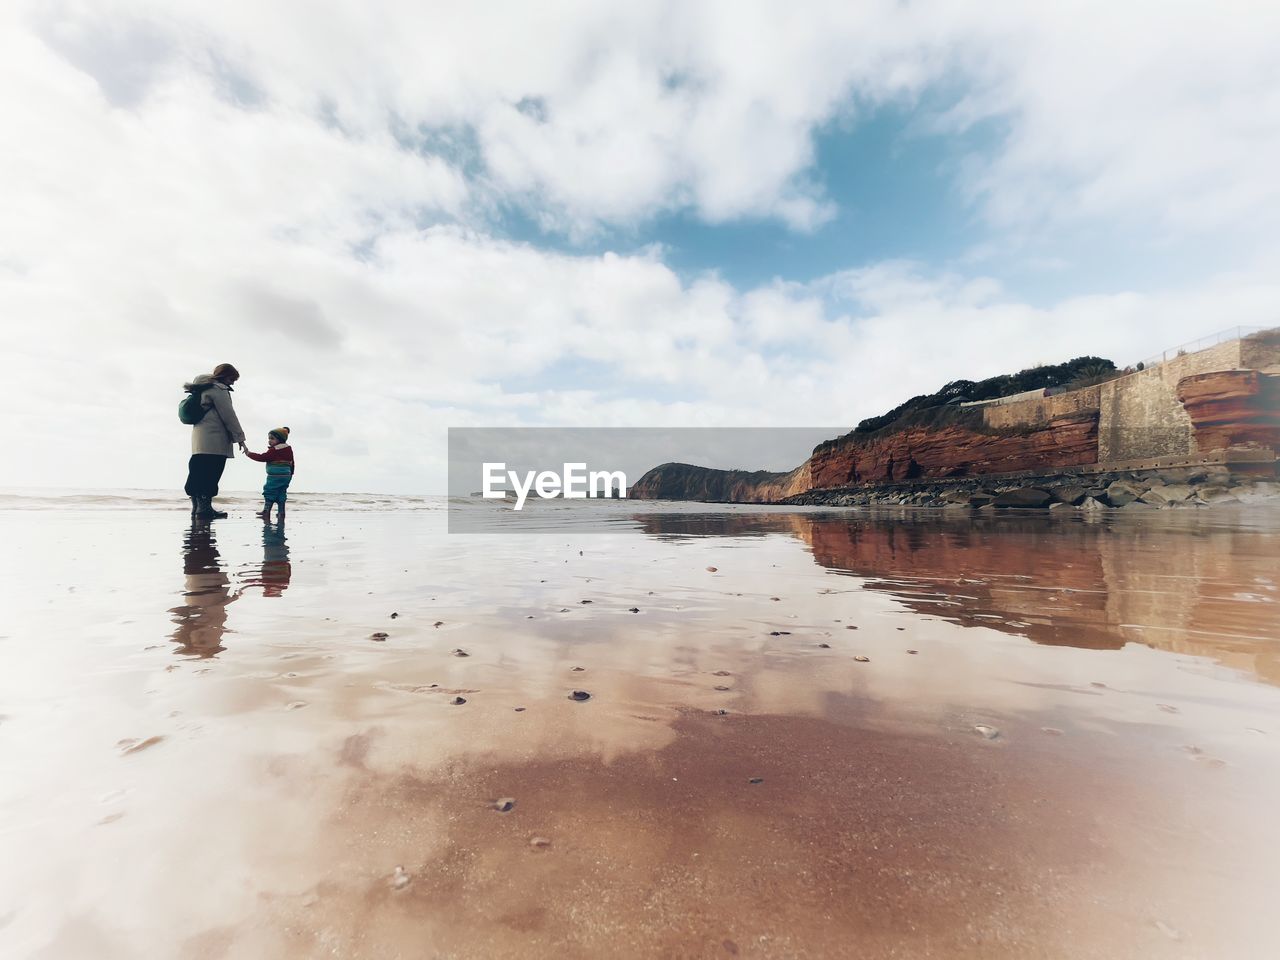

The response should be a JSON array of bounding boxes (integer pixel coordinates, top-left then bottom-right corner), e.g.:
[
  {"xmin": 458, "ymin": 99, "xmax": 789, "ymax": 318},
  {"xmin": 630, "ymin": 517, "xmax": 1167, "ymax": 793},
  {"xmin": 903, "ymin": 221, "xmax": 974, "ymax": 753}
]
[
  {"xmin": 808, "ymin": 407, "xmax": 1099, "ymax": 487},
  {"xmin": 629, "ymin": 407, "xmax": 1099, "ymax": 501},
  {"xmin": 1177, "ymin": 370, "xmax": 1280, "ymax": 453}
]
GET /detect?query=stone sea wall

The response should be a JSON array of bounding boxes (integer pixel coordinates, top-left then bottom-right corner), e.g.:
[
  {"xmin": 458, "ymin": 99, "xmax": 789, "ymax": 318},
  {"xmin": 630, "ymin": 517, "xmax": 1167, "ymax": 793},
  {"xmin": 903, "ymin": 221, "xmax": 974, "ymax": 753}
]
[{"xmin": 1098, "ymin": 340, "xmax": 1243, "ymax": 462}]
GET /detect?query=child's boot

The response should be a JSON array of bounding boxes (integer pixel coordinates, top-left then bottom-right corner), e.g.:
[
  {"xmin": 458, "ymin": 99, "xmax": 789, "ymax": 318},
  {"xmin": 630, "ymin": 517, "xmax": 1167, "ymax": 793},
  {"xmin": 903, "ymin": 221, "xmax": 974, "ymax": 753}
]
[{"xmin": 257, "ymin": 501, "xmax": 271, "ymax": 521}]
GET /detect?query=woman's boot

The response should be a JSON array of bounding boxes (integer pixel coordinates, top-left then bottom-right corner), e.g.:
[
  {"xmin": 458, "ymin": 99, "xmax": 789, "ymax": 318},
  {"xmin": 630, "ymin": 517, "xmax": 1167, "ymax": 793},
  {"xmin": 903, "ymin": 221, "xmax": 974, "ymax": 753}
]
[
  {"xmin": 197, "ymin": 496, "xmax": 228, "ymax": 520},
  {"xmin": 190, "ymin": 497, "xmax": 200, "ymax": 516}
]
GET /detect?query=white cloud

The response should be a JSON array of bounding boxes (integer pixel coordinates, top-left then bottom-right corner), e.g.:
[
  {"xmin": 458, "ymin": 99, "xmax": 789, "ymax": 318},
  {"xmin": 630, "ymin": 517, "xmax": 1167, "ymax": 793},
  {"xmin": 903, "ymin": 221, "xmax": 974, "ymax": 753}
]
[
  {"xmin": 927, "ymin": 0, "xmax": 1280, "ymax": 238},
  {"xmin": 2, "ymin": 1, "xmax": 1279, "ymax": 493},
  {"xmin": 10, "ymin": 1, "xmax": 1279, "ymax": 237}
]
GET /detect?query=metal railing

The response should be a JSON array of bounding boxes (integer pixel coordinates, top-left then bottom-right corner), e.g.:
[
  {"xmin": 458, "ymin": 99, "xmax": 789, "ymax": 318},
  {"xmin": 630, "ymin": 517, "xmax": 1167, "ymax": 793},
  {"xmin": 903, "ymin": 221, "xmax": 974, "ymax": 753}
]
[
  {"xmin": 959, "ymin": 387, "xmax": 1047, "ymax": 408},
  {"xmin": 1136, "ymin": 325, "xmax": 1267, "ymax": 370},
  {"xmin": 960, "ymin": 325, "xmax": 1275, "ymax": 409}
]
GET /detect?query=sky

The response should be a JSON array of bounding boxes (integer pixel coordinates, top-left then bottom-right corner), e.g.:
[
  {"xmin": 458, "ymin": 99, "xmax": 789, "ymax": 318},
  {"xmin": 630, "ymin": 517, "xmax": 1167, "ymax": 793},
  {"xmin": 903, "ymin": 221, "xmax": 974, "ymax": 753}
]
[{"xmin": 2, "ymin": 0, "xmax": 1279, "ymax": 494}]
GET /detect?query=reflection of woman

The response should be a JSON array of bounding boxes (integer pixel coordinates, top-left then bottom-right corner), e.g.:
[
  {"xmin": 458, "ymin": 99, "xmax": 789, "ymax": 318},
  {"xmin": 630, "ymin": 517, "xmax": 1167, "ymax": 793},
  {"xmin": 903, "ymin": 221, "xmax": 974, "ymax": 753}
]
[
  {"xmin": 239, "ymin": 524, "xmax": 292, "ymax": 597},
  {"xmin": 169, "ymin": 522, "xmax": 237, "ymax": 658}
]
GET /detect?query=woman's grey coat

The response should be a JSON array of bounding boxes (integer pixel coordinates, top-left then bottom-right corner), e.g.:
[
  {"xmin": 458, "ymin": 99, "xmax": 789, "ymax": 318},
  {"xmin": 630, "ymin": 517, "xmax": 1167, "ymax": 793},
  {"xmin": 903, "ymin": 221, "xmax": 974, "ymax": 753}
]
[{"xmin": 185, "ymin": 374, "xmax": 246, "ymax": 457}]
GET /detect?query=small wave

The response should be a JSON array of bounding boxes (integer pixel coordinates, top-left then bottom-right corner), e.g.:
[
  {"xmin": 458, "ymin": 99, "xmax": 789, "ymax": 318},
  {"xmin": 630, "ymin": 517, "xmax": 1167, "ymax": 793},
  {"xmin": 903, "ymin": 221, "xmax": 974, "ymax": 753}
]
[{"xmin": 0, "ymin": 488, "xmax": 449, "ymax": 512}]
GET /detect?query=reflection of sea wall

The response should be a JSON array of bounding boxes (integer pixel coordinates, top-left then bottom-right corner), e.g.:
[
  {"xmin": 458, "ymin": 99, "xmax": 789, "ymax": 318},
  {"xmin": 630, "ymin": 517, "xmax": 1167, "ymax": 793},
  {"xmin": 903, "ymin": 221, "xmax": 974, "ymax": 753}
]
[
  {"xmin": 629, "ymin": 328, "xmax": 1280, "ymax": 502},
  {"xmin": 629, "ymin": 510, "xmax": 1280, "ymax": 686},
  {"xmin": 796, "ymin": 514, "xmax": 1280, "ymax": 685},
  {"xmin": 801, "ymin": 518, "xmax": 1118, "ymax": 649}
]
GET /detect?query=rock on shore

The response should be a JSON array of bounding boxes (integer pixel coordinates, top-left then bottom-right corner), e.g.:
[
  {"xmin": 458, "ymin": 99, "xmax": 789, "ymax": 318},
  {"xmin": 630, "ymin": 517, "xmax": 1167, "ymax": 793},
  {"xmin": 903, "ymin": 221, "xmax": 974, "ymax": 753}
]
[{"xmin": 781, "ymin": 466, "xmax": 1280, "ymax": 510}]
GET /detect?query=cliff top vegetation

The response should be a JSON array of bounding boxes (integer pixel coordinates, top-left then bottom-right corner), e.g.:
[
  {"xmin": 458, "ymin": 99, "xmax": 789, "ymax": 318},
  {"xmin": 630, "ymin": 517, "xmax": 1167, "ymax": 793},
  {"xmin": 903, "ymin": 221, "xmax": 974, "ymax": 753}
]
[{"xmin": 853, "ymin": 355, "xmax": 1116, "ymax": 435}]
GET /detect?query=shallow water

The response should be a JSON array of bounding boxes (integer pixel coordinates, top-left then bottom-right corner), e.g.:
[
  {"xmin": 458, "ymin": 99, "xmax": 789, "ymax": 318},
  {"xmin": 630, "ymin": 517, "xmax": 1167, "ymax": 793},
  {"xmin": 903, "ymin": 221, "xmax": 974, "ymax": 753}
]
[{"xmin": 1, "ymin": 496, "xmax": 1279, "ymax": 958}]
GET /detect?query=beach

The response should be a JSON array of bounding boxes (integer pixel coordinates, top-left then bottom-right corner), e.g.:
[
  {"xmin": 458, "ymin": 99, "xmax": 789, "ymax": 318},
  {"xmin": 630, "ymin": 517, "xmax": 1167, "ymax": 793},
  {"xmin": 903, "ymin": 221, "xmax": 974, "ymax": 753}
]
[{"xmin": 2, "ymin": 492, "xmax": 1280, "ymax": 958}]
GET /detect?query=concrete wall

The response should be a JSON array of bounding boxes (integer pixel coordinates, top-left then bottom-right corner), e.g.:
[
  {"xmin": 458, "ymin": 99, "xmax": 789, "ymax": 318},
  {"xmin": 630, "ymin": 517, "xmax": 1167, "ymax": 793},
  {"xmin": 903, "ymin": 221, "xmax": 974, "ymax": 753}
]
[
  {"xmin": 977, "ymin": 330, "xmax": 1277, "ymax": 464},
  {"xmin": 962, "ymin": 386, "xmax": 1048, "ymax": 408},
  {"xmin": 1098, "ymin": 340, "xmax": 1244, "ymax": 461},
  {"xmin": 982, "ymin": 384, "xmax": 1101, "ymax": 430}
]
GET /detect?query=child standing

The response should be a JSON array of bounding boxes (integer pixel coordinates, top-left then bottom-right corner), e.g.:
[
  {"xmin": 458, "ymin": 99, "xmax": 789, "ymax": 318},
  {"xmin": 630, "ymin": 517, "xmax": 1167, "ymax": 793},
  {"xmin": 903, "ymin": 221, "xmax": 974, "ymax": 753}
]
[{"xmin": 242, "ymin": 427, "xmax": 295, "ymax": 522}]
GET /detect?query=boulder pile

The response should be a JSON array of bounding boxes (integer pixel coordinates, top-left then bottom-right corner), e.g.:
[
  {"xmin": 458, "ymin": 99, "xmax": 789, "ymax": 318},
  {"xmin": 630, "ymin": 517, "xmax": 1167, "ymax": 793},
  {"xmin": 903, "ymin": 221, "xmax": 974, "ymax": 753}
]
[{"xmin": 783, "ymin": 465, "xmax": 1280, "ymax": 511}]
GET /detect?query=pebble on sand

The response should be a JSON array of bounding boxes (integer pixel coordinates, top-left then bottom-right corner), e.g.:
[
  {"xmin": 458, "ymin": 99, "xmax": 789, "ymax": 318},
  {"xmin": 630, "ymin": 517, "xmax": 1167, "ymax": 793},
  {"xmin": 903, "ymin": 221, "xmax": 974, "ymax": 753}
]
[
  {"xmin": 853, "ymin": 655, "xmax": 870, "ymax": 663},
  {"xmin": 973, "ymin": 724, "xmax": 1000, "ymax": 740},
  {"xmin": 568, "ymin": 690, "xmax": 592, "ymax": 701},
  {"xmin": 433, "ymin": 621, "xmax": 445, "ymax": 628},
  {"xmin": 907, "ymin": 649, "xmax": 919, "ymax": 654},
  {"xmin": 391, "ymin": 866, "xmax": 411, "ymax": 890},
  {"xmin": 370, "ymin": 632, "xmax": 389, "ymax": 641},
  {"xmin": 451, "ymin": 648, "xmax": 469, "ymax": 657},
  {"xmin": 712, "ymin": 670, "xmax": 732, "ymax": 677},
  {"xmin": 514, "ymin": 706, "xmax": 526, "ymax": 712},
  {"xmin": 768, "ymin": 631, "xmax": 791, "ymax": 636},
  {"xmin": 118, "ymin": 736, "xmax": 165, "ymax": 756},
  {"xmin": 706, "ymin": 566, "xmax": 718, "ymax": 572},
  {"xmin": 390, "ymin": 612, "xmax": 399, "ymax": 619},
  {"xmin": 493, "ymin": 797, "xmax": 516, "ymax": 813},
  {"xmin": 450, "ymin": 696, "xmax": 467, "ymax": 705},
  {"xmin": 628, "ymin": 607, "xmax": 640, "ymax": 613},
  {"xmin": 817, "ymin": 642, "xmax": 831, "ymax": 648},
  {"xmin": 571, "ymin": 666, "xmax": 585, "ymax": 672},
  {"xmin": 530, "ymin": 836, "xmax": 552, "ymax": 848},
  {"xmin": 846, "ymin": 625, "xmax": 858, "ymax": 630},
  {"xmin": 714, "ymin": 685, "xmax": 731, "ymax": 691},
  {"xmin": 748, "ymin": 777, "xmax": 764, "ymax": 784}
]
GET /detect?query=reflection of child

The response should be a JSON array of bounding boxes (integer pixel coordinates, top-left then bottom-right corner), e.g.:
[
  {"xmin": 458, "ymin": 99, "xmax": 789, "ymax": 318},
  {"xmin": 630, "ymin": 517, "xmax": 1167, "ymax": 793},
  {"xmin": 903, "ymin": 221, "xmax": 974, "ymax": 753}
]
[
  {"xmin": 238, "ymin": 525, "xmax": 292, "ymax": 598},
  {"xmin": 243, "ymin": 427, "xmax": 294, "ymax": 522}
]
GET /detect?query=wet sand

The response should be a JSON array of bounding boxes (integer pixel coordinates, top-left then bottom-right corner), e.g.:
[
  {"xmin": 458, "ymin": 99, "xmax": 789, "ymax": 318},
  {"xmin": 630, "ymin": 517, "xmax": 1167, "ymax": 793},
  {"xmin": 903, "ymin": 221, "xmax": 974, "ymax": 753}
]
[{"xmin": 1, "ymin": 498, "xmax": 1279, "ymax": 958}]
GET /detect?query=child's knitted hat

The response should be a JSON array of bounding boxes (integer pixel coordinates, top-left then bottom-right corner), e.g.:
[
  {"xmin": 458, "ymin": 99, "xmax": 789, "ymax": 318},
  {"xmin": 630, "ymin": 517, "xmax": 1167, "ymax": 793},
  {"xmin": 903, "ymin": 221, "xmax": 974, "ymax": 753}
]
[{"xmin": 269, "ymin": 427, "xmax": 290, "ymax": 443}]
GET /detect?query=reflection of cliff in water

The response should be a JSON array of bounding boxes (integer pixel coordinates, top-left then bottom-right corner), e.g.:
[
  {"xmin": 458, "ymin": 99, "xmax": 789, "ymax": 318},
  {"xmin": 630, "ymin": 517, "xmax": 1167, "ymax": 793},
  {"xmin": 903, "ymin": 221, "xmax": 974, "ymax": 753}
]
[{"xmin": 632, "ymin": 510, "xmax": 1280, "ymax": 686}]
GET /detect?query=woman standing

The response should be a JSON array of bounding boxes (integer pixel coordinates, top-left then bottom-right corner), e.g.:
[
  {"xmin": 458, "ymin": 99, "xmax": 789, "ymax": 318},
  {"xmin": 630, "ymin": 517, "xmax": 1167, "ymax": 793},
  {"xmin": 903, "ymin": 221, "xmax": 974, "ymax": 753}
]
[{"xmin": 183, "ymin": 363, "xmax": 246, "ymax": 519}]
